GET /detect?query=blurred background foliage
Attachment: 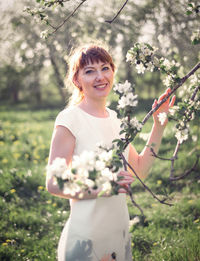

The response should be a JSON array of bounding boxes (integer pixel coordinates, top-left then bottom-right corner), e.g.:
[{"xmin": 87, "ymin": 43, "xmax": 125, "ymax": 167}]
[{"xmin": 0, "ymin": 0, "xmax": 199, "ymax": 108}]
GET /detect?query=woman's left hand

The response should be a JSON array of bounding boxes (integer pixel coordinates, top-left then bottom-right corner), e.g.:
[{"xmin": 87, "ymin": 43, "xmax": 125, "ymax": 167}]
[
  {"xmin": 117, "ymin": 171, "xmax": 134, "ymax": 193},
  {"xmin": 152, "ymin": 88, "xmax": 176, "ymax": 126}
]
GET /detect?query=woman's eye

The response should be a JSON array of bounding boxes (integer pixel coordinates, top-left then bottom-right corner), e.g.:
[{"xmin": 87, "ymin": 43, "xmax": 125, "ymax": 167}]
[
  {"xmin": 102, "ymin": 66, "xmax": 109, "ymax": 71},
  {"xmin": 85, "ymin": 70, "xmax": 94, "ymax": 74}
]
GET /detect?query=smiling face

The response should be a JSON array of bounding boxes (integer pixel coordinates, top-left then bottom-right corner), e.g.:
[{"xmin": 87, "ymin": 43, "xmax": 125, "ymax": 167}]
[
  {"xmin": 69, "ymin": 45, "xmax": 115, "ymax": 104},
  {"xmin": 75, "ymin": 60, "xmax": 114, "ymax": 101}
]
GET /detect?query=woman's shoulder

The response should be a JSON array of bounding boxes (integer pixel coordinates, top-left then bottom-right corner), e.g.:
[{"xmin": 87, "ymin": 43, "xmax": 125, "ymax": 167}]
[{"xmin": 56, "ymin": 106, "xmax": 79, "ymax": 118}]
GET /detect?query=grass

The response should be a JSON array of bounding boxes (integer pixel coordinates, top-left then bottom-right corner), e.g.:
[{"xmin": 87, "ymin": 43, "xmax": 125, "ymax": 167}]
[{"xmin": 0, "ymin": 105, "xmax": 199, "ymax": 261}]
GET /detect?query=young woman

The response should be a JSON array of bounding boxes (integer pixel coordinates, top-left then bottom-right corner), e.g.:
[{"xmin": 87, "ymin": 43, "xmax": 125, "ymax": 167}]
[{"xmin": 46, "ymin": 44, "xmax": 175, "ymax": 261}]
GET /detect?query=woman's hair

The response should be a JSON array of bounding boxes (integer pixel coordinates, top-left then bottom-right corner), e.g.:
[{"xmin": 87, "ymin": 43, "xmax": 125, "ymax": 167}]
[{"xmin": 67, "ymin": 44, "xmax": 115, "ymax": 105}]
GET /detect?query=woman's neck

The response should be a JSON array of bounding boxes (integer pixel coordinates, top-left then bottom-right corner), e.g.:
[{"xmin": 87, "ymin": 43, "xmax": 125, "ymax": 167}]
[{"xmin": 78, "ymin": 98, "xmax": 108, "ymax": 118}]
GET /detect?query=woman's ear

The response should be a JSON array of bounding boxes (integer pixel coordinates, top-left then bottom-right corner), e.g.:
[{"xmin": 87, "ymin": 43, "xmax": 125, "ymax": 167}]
[{"xmin": 73, "ymin": 76, "xmax": 82, "ymax": 91}]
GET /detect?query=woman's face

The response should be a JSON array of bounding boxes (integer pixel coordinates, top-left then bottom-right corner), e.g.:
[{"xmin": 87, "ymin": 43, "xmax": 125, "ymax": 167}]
[{"xmin": 75, "ymin": 60, "xmax": 114, "ymax": 100}]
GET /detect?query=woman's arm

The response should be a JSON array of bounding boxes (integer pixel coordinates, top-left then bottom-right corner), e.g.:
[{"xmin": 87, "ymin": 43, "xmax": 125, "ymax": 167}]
[
  {"xmin": 128, "ymin": 88, "xmax": 176, "ymax": 179},
  {"xmin": 46, "ymin": 126, "xmax": 101, "ymax": 200},
  {"xmin": 46, "ymin": 126, "xmax": 134, "ymax": 199}
]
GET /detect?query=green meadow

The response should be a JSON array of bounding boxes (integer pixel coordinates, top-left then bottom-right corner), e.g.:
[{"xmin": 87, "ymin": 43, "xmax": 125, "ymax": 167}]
[{"xmin": 0, "ymin": 105, "xmax": 199, "ymax": 261}]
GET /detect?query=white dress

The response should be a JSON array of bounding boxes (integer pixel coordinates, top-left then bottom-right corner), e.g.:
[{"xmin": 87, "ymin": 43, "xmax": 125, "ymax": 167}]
[{"xmin": 54, "ymin": 106, "xmax": 132, "ymax": 261}]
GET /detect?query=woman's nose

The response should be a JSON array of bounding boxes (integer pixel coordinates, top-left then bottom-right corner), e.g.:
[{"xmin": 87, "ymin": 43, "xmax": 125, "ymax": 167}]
[{"xmin": 96, "ymin": 70, "xmax": 104, "ymax": 81}]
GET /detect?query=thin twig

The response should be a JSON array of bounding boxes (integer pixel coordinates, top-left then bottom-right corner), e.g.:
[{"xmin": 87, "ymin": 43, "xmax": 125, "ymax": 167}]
[
  {"xmin": 191, "ymin": 85, "xmax": 200, "ymax": 100},
  {"xmin": 170, "ymin": 155, "xmax": 200, "ymax": 181},
  {"xmin": 105, "ymin": 0, "xmax": 129, "ymax": 24},
  {"xmin": 120, "ymin": 153, "xmax": 173, "ymax": 206},
  {"xmin": 127, "ymin": 188, "xmax": 144, "ymax": 216},
  {"xmin": 50, "ymin": 0, "xmax": 87, "ymax": 34},
  {"xmin": 121, "ymin": 153, "xmax": 144, "ymax": 215},
  {"xmin": 150, "ymin": 147, "xmax": 175, "ymax": 161},
  {"xmin": 142, "ymin": 62, "xmax": 200, "ymax": 125}
]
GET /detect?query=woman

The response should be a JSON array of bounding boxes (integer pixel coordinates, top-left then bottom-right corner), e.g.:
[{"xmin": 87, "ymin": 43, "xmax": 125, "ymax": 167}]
[{"xmin": 46, "ymin": 44, "xmax": 175, "ymax": 261}]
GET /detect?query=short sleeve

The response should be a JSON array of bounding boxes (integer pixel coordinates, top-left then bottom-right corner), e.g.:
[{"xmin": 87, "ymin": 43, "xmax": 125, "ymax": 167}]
[{"xmin": 54, "ymin": 107, "xmax": 79, "ymax": 138}]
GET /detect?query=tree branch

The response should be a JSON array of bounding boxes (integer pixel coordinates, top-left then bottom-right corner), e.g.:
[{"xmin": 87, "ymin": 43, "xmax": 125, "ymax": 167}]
[
  {"xmin": 105, "ymin": 0, "xmax": 129, "ymax": 24},
  {"xmin": 49, "ymin": 0, "xmax": 87, "ymax": 34},
  {"xmin": 120, "ymin": 153, "xmax": 173, "ymax": 206},
  {"xmin": 142, "ymin": 62, "xmax": 200, "ymax": 125},
  {"xmin": 170, "ymin": 155, "xmax": 200, "ymax": 181}
]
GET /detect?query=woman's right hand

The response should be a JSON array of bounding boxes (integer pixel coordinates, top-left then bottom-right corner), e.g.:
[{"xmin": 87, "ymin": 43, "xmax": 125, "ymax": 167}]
[{"xmin": 116, "ymin": 171, "xmax": 134, "ymax": 193}]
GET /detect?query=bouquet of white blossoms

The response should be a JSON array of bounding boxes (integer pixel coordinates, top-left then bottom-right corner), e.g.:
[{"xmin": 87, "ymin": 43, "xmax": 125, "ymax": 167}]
[{"xmin": 46, "ymin": 146, "xmax": 123, "ymax": 198}]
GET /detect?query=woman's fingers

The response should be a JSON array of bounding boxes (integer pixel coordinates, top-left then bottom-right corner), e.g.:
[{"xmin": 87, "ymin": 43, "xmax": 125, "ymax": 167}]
[
  {"xmin": 169, "ymin": 95, "xmax": 176, "ymax": 107},
  {"xmin": 117, "ymin": 171, "xmax": 134, "ymax": 185},
  {"xmin": 152, "ymin": 99, "xmax": 157, "ymax": 109},
  {"xmin": 118, "ymin": 188, "xmax": 128, "ymax": 193}
]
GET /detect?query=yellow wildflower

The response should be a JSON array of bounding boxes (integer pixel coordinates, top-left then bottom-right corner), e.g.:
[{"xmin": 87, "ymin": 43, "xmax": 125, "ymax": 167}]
[
  {"xmin": 38, "ymin": 186, "xmax": 44, "ymax": 190},
  {"xmin": 52, "ymin": 203, "xmax": 57, "ymax": 207},
  {"xmin": 25, "ymin": 153, "xmax": 29, "ymax": 159},
  {"xmin": 10, "ymin": 135, "xmax": 15, "ymax": 140},
  {"xmin": 13, "ymin": 140, "xmax": 19, "ymax": 145},
  {"xmin": 2, "ymin": 158, "xmax": 8, "ymax": 164},
  {"xmin": 13, "ymin": 153, "xmax": 20, "ymax": 159},
  {"xmin": 153, "ymin": 242, "xmax": 158, "ymax": 246},
  {"xmin": 194, "ymin": 219, "xmax": 199, "ymax": 223},
  {"xmin": 2, "ymin": 243, "xmax": 8, "ymax": 246},
  {"xmin": 10, "ymin": 189, "xmax": 16, "ymax": 193},
  {"xmin": 6, "ymin": 239, "xmax": 11, "ymax": 243},
  {"xmin": 157, "ymin": 180, "xmax": 162, "ymax": 185}
]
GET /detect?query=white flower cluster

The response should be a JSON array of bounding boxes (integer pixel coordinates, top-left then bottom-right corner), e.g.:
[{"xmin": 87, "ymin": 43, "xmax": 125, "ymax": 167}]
[
  {"xmin": 160, "ymin": 58, "xmax": 180, "ymax": 71},
  {"xmin": 114, "ymin": 81, "xmax": 138, "ymax": 109},
  {"xmin": 46, "ymin": 148, "xmax": 117, "ymax": 197},
  {"xmin": 121, "ymin": 116, "xmax": 143, "ymax": 131},
  {"xmin": 157, "ymin": 112, "xmax": 167, "ymax": 125},
  {"xmin": 190, "ymin": 73, "xmax": 200, "ymax": 86},
  {"xmin": 191, "ymin": 30, "xmax": 200, "ymax": 43},
  {"xmin": 47, "ymin": 158, "xmax": 74, "ymax": 180},
  {"xmin": 163, "ymin": 74, "xmax": 176, "ymax": 88},
  {"xmin": 175, "ymin": 128, "xmax": 189, "ymax": 144},
  {"xmin": 187, "ymin": 2, "xmax": 195, "ymax": 12},
  {"xmin": 126, "ymin": 43, "xmax": 158, "ymax": 74},
  {"xmin": 40, "ymin": 30, "xmax": 49, "ymax": 39}
]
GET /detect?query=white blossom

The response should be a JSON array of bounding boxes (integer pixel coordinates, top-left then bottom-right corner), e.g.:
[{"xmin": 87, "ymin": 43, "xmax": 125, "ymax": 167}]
[
  {"xmin": 126, "ymin": 51, "xmax": 136, "ymax": 62},
  {"xmin": 157, "ymin": 112, "xmax": 167, "ymax": 125},
  {"xmin": 102, "ymin": 181, "xmax": 112, "ymax": 193},
  {"xmin": 175, "ymin": 128, "xmax": 189, "ymax": 144},
  {"xmin": 135, "ymin": 63, "xmax": 146, "ymax": 74},
  {"xmin": 162, "ymin": 58, "xmax": 171, "ymax": 70},
  {"xmin": 118, "ymin": 93, "xmax": 138, "ymax": 109},
  {"xmin": 46, "ymin": 157, "xmax": 67, "ymax": 179},
  {"xmin": 63, "ymin": 182, "xmax": 81, "ymax": 196},
  {"xmin": 191, "ymin": 29, "xmax": 200, "ymax": 42},
  {"xmin": 163, "ymin": 74, "xmax": 175, "ymax": 87},
  {"xmin": 40, "ymin": 30, "xmax": 49, "ymax": 39},
  {"xmin": 169, "ymin": 106, "xmax": 179, "ymax": 116},
  {"xmin": 121, "ymin": 117, "xmax": 142, "ymax": 131},
  {"xmin": 129, "ymin": 216, "xmax": 140, "ymax": 227},
  {"xmin": 190, "ymin": 73, "xmax": 200, "ymax": 85},
  {"xmin": 147, "ymin": 62, "xmax": 154, "ymax": 72},
  {"xmin": 113, "ymin": 80, "xmax": 132, "ymax": 93}
]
